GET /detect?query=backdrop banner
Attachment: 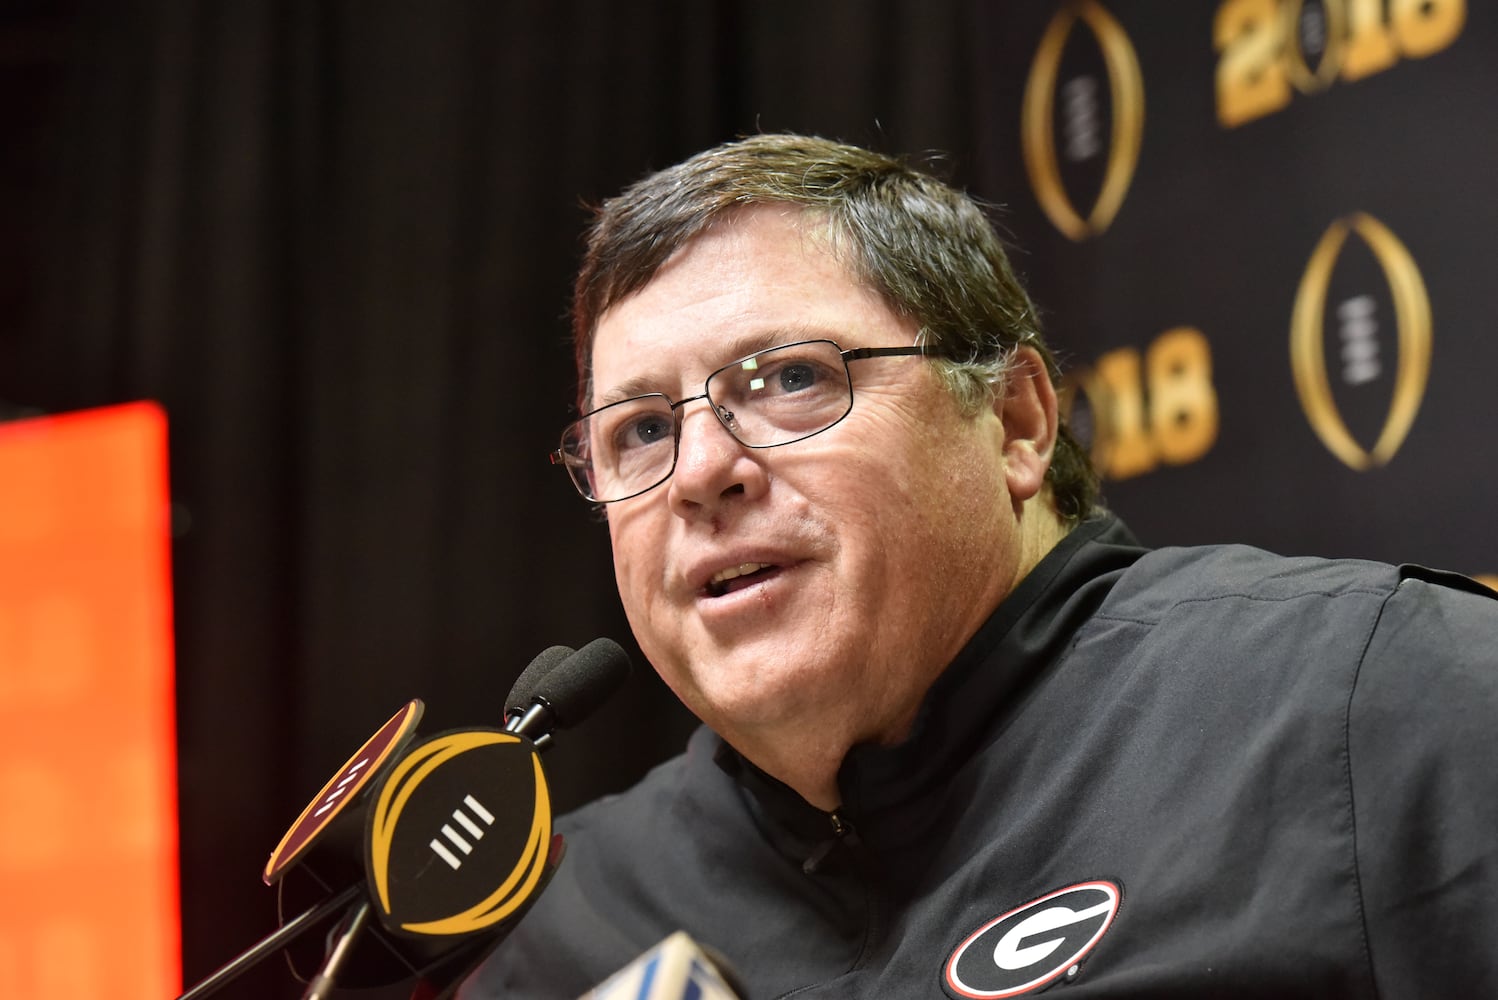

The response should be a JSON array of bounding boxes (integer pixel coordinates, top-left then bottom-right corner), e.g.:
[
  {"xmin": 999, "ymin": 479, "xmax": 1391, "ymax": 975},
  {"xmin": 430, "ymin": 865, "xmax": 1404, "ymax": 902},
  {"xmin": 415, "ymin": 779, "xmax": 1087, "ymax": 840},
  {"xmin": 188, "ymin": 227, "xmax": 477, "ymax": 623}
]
[{"xmin": 973, "ymin": 0, "xmax": 1495, "ymax": 584}]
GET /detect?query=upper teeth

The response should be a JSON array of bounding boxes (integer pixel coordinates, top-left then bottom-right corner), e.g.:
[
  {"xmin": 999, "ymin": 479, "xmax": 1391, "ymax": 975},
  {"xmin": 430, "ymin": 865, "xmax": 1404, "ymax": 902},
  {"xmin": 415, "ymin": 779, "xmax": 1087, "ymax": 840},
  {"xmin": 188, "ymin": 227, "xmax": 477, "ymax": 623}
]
[{"xmin": 710, "ymin": 562, "xmax": 771, "ymax": 585}]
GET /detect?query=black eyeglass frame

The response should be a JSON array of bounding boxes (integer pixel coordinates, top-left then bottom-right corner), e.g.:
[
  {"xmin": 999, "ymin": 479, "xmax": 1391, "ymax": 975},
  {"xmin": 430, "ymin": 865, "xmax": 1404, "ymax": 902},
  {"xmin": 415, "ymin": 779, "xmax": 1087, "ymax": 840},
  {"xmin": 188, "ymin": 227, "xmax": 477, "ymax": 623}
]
[{"xmin": 550, "ymin": 339, "xmax": 962, "ymax": 503}]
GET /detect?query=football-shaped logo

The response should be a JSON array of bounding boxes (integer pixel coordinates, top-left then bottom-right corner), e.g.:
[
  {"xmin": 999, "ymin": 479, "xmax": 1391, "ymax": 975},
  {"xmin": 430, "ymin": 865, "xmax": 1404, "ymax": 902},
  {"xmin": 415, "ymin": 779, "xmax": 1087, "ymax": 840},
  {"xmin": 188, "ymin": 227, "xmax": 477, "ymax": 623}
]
[
  {"xmin": 1021, "ymin": 1, "xmax": 1144, "ymax": 241},
  {"xmin": 1290, "ymin": 212, "xmax": 1432, "ymax": 470},
  {"xmin": 365, "ymin": 729, "xmax": 552, "ymax": 938}
]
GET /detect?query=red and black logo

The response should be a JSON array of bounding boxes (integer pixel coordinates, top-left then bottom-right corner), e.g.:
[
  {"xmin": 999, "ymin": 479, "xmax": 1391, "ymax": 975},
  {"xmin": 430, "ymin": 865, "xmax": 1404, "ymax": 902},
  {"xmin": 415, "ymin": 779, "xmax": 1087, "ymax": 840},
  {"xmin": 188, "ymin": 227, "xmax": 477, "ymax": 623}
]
[{"xmin": 944, "ymin": 880, "xmax": 1121, "ymax": 998}]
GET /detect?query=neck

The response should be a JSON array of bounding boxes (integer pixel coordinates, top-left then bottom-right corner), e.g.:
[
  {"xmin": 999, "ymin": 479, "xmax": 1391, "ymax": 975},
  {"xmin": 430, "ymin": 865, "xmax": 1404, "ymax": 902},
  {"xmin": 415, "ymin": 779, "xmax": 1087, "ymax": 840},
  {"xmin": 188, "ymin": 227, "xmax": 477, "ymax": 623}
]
[
  {"xmin": 1014, "ymin": 492, "xmax": 1074, "ymax": 587},
  {"xmin": 737, "ymin": 740, "xmax": 847, "ymax": 813}
]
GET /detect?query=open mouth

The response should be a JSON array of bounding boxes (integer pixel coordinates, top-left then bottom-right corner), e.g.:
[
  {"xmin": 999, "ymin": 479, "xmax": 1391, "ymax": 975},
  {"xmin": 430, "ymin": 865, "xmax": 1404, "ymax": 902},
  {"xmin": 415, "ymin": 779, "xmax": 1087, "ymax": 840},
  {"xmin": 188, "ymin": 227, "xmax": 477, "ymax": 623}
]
[{"xmin": 704, "ymin": 562, "xmax": 780, "ymax": 598}]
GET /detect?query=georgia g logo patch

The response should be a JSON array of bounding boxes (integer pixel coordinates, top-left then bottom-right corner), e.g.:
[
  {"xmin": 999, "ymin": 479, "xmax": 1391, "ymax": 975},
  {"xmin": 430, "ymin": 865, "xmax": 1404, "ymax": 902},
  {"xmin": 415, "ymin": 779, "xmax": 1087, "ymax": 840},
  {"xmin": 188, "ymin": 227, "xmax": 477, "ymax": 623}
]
[{"xmin": 943, "ymin": 880, "xmax": 1122, "ymax": 998}]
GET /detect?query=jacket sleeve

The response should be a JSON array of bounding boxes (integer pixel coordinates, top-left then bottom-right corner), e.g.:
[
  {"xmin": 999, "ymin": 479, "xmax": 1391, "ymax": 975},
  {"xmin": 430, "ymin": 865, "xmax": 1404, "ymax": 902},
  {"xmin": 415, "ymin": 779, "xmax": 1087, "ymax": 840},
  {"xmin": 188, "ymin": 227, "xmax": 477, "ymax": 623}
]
[{"xmin": 1347, "ymin": 575, "xmax": 1498, "ymax": 995}]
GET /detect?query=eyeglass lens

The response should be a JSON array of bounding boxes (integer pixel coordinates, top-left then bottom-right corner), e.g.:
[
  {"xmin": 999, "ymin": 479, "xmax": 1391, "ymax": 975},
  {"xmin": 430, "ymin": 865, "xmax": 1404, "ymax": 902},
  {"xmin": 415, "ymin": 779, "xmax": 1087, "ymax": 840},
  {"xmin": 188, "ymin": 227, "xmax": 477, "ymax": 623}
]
[{"xmin": 563, "ymin": 340, "xmax": 856, "ymax": 502}]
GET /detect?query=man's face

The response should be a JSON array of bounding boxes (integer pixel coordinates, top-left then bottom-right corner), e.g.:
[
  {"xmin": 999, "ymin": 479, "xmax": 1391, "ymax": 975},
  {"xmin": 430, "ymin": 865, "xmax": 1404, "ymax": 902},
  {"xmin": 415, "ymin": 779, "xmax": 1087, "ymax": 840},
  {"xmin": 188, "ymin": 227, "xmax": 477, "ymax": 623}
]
[{"xmin": 589, "ymin": 206, "xmax": 1037, "ymax": 755}]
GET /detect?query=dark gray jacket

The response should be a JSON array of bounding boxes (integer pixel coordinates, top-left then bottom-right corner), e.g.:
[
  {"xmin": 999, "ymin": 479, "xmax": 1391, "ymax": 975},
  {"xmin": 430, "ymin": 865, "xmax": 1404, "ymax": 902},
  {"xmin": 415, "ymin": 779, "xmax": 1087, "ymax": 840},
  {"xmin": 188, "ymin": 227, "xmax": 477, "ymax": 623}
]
[{"xmin": 462, "ymin": 516, "xmax": 1498, "ymax": 998}]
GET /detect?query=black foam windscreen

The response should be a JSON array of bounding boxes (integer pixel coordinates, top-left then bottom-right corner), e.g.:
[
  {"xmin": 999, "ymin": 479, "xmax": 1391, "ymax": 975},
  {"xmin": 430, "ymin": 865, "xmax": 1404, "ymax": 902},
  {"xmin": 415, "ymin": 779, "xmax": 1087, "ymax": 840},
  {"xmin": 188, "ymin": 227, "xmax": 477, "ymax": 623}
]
[
  {"xmin": 504, "ymin": 644, "xmax": 575, "ymax": 716},
  {"xmin": 538, "ymin": 637, "xmax": 632, "ymax": 728}
]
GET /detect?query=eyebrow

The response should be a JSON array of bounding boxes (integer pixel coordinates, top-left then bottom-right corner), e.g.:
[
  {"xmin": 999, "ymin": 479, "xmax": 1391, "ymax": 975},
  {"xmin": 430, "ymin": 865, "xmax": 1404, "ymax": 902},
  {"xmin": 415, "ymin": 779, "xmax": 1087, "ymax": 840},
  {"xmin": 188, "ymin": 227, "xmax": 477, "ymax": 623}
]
[
  {"xmin": 594, "ymin": 374, "xmax": 662, "ymax": 409},
  {"xmin": 591, "ymin": 325, "xmax": 834, "ymax": 410}
]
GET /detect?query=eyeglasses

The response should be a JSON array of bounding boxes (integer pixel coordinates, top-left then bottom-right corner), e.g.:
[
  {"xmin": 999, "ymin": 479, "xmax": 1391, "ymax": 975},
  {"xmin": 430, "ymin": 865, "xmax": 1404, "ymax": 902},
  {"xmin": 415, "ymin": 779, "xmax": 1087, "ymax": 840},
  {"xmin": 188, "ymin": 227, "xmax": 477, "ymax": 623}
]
[{"xmin": 552, "ymin": 338, "xmax": 956, "ymax": 503}]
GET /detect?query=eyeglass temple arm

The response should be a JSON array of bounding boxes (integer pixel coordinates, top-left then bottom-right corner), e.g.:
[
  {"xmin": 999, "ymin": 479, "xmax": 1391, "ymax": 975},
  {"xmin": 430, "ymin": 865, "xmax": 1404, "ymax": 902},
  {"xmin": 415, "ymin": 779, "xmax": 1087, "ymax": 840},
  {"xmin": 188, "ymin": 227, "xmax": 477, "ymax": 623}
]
[{"xmin": 841, "ymin": 345, "xmax": 957, "ymax": 362}]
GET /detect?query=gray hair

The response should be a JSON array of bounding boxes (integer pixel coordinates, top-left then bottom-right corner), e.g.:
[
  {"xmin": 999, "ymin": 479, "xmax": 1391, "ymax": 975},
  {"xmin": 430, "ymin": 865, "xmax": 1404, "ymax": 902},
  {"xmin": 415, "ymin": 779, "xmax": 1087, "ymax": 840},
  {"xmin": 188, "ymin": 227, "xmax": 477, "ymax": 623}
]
[{"xmin": 571, "ymin": 133, "xmax": 1098, "ymax": 521}]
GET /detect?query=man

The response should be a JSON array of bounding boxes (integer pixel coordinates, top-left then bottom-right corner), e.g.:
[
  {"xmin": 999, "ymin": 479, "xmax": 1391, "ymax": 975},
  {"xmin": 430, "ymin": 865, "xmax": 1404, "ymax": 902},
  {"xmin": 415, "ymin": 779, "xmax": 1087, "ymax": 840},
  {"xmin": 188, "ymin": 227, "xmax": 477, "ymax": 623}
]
[{"xmin": 463, "ymin": 135, "xmax": 1497, "ymax": 998}]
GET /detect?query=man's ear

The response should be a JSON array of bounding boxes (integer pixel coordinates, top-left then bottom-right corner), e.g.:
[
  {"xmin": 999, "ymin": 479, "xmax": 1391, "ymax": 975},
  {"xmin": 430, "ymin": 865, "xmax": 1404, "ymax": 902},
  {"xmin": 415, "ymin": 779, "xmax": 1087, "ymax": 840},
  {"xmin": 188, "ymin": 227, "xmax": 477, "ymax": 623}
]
[{"xmin": 996, "ymin": 346, "xmax": 1059, "ymax": 503}]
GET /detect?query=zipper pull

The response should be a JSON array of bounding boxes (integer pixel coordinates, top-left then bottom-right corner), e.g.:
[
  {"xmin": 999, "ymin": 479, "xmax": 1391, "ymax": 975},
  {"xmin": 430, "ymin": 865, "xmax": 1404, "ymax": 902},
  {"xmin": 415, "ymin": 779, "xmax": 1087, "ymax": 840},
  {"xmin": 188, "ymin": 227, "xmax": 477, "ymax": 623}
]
[{"xmin": 802, "ymin": 808, "xmax": 857, "ymax": 874}]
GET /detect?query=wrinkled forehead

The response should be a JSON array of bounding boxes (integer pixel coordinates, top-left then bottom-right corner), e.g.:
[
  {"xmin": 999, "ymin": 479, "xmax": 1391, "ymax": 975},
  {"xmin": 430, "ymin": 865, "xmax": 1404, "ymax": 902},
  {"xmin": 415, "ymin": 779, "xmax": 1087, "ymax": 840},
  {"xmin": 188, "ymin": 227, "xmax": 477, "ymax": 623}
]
[{"xmin": 577, "ymin": 206, "xmax": 859, "ymax": 410}]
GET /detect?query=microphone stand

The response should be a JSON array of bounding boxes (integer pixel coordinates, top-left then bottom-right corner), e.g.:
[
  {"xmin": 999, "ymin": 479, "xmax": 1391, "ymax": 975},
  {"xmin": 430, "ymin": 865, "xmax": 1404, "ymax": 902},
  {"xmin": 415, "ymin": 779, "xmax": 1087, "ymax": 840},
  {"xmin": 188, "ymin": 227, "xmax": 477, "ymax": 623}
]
[
  {"xmin": 175, "ymin": 884, "xmax": 363, "ymax": 1000},
  {"xmin": 302, "ymin": 898, "xmax": 373, "ymax": 1000}
]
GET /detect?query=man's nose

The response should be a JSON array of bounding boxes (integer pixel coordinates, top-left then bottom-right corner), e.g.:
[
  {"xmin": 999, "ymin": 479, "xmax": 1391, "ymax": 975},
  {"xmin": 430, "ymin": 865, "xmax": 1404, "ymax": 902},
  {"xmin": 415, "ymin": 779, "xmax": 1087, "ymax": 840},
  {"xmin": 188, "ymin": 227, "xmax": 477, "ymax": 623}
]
[{"xmin": 667, "ymin": 401, "xmax": 766, "ymax": 514}]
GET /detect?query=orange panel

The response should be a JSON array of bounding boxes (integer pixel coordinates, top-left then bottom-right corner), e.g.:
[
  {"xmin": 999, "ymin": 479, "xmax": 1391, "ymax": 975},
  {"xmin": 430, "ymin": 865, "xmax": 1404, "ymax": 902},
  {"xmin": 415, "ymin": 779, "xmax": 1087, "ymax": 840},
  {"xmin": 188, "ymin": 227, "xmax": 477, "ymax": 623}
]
[{"xmin": 0, "ymin": 402, "xmax": 180, "ymax": 996}]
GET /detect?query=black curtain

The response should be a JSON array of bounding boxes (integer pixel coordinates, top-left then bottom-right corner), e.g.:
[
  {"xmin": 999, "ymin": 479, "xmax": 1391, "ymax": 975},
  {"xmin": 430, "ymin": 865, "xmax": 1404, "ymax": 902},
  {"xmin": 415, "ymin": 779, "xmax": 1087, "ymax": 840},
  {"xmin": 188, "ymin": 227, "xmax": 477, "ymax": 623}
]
[{"xmin": 4, "ymin": 2, "xmax": 990, "ymax": 995}]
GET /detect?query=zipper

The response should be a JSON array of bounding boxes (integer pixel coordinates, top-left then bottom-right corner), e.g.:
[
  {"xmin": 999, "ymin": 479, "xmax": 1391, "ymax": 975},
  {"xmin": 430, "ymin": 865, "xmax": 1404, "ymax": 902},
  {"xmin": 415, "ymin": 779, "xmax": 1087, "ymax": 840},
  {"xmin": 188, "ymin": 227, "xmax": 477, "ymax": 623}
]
[
  {"xmin": 828, "ymin": 807, "xmax": 855, "ymax": 839},
  {"xmin": 802, "ymin": 807, "xmax": 858, "ymax": 874}
]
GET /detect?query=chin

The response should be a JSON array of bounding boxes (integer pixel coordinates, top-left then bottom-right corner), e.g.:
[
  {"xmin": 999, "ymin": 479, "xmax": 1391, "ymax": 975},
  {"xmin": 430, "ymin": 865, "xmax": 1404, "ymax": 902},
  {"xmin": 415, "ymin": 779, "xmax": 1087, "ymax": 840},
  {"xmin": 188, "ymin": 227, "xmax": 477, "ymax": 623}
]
[
  {"xmin": 688, "ymin": 683, "xmax": 792, "ymax": 730},
  {"xmin": 656, "ymin": 631, "xmax": 862, "ymax": 724},
  {"xmin": 704, "ymin": 669, "xmax": 853, "ymax": 735}
]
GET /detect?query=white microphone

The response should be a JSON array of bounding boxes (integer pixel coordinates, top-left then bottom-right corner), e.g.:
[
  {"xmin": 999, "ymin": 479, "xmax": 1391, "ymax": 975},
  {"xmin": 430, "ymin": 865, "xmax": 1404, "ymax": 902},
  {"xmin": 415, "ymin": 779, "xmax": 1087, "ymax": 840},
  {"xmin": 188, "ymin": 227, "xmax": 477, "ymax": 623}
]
[{"xmin": 580, "ymin": 931, "xmax": 746, "ymax": 1000}]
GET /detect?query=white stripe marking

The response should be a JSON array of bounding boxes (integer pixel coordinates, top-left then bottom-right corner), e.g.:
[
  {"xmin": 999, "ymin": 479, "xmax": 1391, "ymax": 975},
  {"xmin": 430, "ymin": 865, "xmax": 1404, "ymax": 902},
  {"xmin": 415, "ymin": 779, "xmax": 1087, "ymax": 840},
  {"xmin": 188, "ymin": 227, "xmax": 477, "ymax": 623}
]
[
  {"xmin": 313, "ymin": 786, "xmax": 348, "ymax": 817},
  {"xmin": 464, "ymin": 794, "xmax": 495, "ymax": 824},
  {"xmin": 430, "ymin": 838, "xmax": 462, "ymax": 870},
  {"xmin": 453, "ymin": 809, "xmax": 485, "ymax": 840},
  {"xmin": 441, "ymin": 824, "xmax": 473, "ymax": 854}
]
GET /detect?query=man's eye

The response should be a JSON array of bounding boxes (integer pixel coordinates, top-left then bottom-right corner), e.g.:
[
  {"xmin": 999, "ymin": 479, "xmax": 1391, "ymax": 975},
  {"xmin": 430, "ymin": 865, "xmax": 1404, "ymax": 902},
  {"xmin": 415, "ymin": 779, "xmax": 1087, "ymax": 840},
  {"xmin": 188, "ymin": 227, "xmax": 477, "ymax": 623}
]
[
  {"xmin": 618, "ymin": 413, "xmax": 672, "ymax": 449},
  {"xmin": 775, "ymin": 363, "xmax": 820, "ymax": 392}
]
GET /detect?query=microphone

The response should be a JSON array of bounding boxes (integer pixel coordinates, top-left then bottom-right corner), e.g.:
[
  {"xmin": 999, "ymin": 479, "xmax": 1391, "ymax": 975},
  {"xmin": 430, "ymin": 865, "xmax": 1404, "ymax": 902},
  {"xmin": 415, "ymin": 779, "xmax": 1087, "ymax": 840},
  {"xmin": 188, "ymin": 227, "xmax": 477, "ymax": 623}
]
[
  {"xmin": 258, "ymin": 645, "xmax": 582, "ymax": 919},
  {"xmin": 364, "ymin": 639, "xmax": 632, "ymax": 941},
  {"xmin": 176, "ymin": 640, "xmax": 632, "ymax": 1000},
  {"xmin": 507, "ymin": 637, "xmax": 633, "ymax": 746},
  {"xmin": 504, "ymin": 644, "xmax": 577, "ymax": 728},
  {"xmin": 582, "ymin": 932, "xmax": 748, "ymax": 1000}
]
